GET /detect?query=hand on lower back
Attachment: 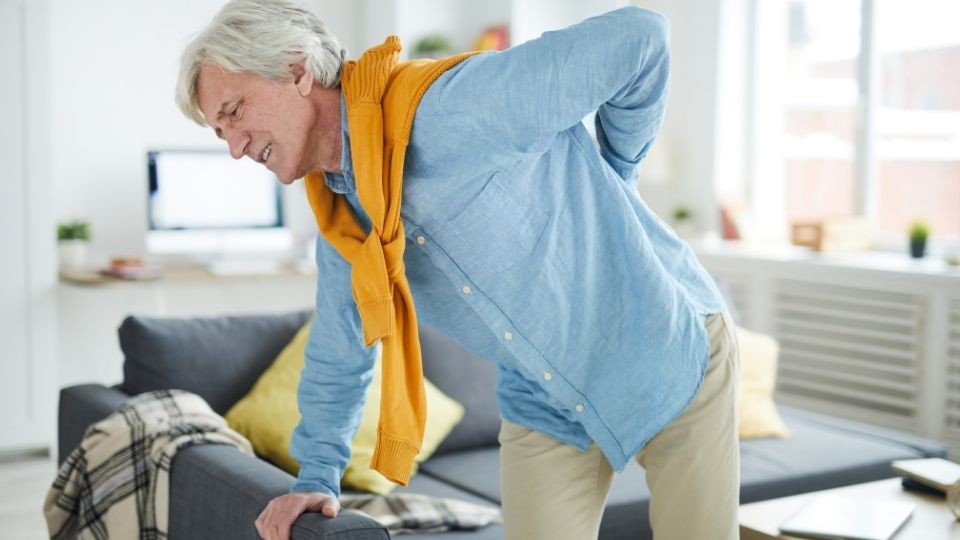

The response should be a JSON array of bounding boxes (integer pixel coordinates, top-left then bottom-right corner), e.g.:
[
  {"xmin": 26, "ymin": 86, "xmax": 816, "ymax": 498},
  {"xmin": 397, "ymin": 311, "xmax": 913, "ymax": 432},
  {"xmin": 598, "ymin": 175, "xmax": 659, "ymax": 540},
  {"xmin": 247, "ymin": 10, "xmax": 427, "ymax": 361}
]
[{"xmin": 255, "ymin": 491, "xmax": 340, "ymax": 540}]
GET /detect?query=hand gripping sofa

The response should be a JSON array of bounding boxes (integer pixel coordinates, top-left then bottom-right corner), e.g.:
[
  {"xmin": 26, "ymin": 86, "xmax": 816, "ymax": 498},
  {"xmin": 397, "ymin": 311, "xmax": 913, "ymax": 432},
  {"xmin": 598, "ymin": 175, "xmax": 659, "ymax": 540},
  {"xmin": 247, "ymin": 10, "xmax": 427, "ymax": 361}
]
[{"xmin": 58, "ymin": 310, "xmax": 946, "ymax": 539}]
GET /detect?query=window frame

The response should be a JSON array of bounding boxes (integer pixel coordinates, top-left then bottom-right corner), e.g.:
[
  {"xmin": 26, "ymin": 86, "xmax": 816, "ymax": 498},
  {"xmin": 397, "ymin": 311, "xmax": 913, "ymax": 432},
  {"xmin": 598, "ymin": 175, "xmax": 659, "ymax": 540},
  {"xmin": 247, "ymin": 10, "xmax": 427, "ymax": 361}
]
[{"xmin": 742, "ymin": 0, "xmax": 959, "ymax": 253}]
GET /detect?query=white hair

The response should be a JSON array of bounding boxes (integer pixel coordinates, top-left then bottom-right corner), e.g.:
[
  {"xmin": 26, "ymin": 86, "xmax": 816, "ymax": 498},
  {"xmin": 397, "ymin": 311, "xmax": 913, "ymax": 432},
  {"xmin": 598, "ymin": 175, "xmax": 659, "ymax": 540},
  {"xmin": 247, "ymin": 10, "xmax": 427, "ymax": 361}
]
[{"xmin": 175, "ymin": 0, "xmax": 346, "ymax": 125}]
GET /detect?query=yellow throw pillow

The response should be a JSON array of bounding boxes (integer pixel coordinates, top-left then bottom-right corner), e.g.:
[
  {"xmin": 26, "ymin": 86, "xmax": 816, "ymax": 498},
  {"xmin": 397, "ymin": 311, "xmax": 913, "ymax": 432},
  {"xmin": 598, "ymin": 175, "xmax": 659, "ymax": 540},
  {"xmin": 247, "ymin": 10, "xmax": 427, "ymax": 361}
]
[
  {"xmin": 225, "ymin": 321, "xmax": 465, "ymax": 493},
  {"xmin": 343, "ymin": 350, "xmax": 464, "ymax": 494},
  {"xmin": 735, "ymin": 326, "xmax": 791, "ymax": 439}
]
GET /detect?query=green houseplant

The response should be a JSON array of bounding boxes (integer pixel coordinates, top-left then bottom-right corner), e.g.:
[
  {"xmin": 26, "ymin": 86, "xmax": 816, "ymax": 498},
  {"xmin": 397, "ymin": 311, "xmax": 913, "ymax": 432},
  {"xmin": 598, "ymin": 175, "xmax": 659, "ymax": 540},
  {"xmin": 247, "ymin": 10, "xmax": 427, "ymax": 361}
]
[
  {"xmin": 908, "ymin": 220, "xmax": 929, "ymax": 259},
  {"xmin": 57, "ymin": 220, "xmax": 91, "ymax": 270},
  {"xmin": 58, "ymin": 221, "xmax": 91, "ymax": 242},
  {"xmin": 412, "ymin": 34, "xmax": 453, "ymax": 59},
  {"xmin": 670, "ymin": 205, "xmax": 696, "ymax": 239},
  {"xmin": 672, "ymin": 206, "xmax": 692, "ymax": 223}
]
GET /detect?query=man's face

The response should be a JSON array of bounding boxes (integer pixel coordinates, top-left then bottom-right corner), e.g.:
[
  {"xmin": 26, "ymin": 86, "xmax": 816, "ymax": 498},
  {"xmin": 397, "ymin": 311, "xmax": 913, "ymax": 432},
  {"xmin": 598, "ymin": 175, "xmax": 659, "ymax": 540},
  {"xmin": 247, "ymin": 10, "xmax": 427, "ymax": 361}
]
[{"xmin": 196, "ymin": 63, "xmax": 317, "ymax": 184}]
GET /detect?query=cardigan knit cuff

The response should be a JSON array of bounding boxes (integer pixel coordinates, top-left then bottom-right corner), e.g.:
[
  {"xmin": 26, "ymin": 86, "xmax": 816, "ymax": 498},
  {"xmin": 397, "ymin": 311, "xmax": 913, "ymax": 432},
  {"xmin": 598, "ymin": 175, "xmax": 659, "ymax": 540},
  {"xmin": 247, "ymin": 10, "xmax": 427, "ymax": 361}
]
[
  {"xmin": 358, "ymin": 297, "xmax": 395, "ymax": 346},
  {"xmin": 369, "ymin": 429, "xmax": 420, "ymax": 486}
]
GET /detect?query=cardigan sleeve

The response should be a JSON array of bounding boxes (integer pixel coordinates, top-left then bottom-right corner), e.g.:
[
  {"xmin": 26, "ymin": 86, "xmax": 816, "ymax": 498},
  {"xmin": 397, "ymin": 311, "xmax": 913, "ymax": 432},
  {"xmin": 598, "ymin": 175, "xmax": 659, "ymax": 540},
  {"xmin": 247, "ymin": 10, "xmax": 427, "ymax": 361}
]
[
  {"xmin": 288, "ymin": 235, "xmax": 377, "ymax": 498},
  {"xmin": 431, "ymin": 6, "xmax": 670, "ymax": 183}
]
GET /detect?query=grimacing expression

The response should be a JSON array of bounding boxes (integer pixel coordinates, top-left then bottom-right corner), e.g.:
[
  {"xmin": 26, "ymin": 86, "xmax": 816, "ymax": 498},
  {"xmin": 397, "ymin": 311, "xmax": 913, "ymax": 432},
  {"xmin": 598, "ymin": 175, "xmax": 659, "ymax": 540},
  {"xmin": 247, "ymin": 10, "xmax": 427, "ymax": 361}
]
[{"xmin": 196, "ymin": 63, "xmax": 317, "ymax": 184}]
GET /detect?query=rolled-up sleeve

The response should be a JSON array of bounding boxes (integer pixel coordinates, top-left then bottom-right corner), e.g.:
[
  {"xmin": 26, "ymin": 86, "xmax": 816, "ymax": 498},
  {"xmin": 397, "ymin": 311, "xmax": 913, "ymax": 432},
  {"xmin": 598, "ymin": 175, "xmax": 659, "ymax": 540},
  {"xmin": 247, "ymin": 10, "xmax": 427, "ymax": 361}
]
[{"xmin": 433, "ymin": 5, "xmax": 670, "ymax": 181}]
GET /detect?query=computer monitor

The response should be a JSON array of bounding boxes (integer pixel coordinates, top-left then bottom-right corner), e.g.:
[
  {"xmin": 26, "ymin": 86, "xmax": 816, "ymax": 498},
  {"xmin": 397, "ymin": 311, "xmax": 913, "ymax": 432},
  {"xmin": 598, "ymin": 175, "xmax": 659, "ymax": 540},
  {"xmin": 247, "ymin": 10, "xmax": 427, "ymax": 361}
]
[{"xmin": 145, "ymin": 149, "xmax": 293, "ymax": 269}]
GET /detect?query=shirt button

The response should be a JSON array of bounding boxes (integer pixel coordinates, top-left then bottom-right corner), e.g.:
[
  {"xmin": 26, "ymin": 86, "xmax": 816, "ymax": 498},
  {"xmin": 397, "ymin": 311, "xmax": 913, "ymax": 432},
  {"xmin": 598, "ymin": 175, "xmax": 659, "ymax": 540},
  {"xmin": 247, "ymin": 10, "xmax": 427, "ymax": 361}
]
[
  {"xmin": 461, "ymin": 285, "xmax": 472, "ymax": 295},
  {"xmin": 543, "ymin": 372, "xmax": 553, "ymax": 381},
  {"xmin": 415, "ymin": 235, "xmax": 427, "ymax": 245},
  {"xmin": 575, "ymin": 404, "xmax": 585, "ymax": 413},
  {"xmin": 503, "ymin": 330, "xmax": 513, "ymax": 341}
]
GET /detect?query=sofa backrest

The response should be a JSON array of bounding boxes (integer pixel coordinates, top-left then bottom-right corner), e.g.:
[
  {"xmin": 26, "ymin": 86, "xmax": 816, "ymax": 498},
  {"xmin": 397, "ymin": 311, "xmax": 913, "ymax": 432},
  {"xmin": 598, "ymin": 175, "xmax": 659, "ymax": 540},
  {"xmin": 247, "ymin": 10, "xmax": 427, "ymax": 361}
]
[
  {"xmin": 117, "ymin": 310, "xmax": 501, "ymax": 452},
  {"xmin": 118, "ymin": 310, "xmax": 311, "ymax": 414}
]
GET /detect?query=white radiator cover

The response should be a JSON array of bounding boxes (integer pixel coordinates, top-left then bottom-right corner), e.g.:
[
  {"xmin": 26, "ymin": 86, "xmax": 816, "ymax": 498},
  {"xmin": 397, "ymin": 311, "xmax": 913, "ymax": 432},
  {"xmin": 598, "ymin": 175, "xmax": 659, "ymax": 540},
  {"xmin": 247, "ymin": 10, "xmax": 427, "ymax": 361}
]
[
  {"xmin": 945, "ymin": 301, "xmax": 960, "ymax": 455},
  {"xmin": 773, "ymin": 280, "xmax": 923, "ymax": 433},
  {"xmin": 698, "ymin": 245, "xmax": 960, "ymax": 458}
]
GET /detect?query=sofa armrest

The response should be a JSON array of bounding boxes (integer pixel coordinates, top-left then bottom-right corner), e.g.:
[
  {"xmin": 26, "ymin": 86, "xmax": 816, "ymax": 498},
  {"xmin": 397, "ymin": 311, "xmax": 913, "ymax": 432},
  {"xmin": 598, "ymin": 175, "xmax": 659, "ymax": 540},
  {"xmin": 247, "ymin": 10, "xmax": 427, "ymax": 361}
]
[
  {"xmin": 169, "ymin": 445, "xmax": 388, "ymax": 540},
  {"xmin": 59, "ymin": 385, "xmax": 387, "ymax": 539},
  {"xmin": 58, "ymin": 384, "xmax": 132, "ymax": 465}
]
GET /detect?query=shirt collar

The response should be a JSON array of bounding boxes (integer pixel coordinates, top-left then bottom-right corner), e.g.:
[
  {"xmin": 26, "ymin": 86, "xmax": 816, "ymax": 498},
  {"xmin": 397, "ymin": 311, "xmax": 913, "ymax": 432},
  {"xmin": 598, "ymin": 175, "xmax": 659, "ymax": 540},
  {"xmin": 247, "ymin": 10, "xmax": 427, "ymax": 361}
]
[{"xmin": 322, "ymin": 92, "xmax": 355, "ymax": 194}]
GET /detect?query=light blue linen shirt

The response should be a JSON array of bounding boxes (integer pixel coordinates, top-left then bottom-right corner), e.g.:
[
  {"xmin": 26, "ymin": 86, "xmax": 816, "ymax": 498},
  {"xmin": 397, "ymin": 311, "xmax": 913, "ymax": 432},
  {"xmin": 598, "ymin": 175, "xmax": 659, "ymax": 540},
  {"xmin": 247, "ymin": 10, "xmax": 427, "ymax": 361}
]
[{"xmin": 290, "ymin": 6, "xmax": 726, "ymax": 498}]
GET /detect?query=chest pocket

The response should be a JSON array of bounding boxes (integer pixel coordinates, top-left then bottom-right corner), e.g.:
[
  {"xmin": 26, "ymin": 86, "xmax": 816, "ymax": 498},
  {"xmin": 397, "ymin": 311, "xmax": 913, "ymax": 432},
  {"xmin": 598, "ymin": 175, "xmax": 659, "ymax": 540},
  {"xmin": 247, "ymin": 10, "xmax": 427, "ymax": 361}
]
[{"xmin": 436, "ymin": 170, "xmax": 549, "ymax": 283}]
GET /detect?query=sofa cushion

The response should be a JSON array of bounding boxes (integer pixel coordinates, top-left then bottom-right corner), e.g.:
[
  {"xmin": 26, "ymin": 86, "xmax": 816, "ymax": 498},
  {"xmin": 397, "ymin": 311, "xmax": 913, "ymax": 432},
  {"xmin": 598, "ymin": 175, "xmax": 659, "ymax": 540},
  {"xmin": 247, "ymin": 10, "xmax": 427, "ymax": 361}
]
[
  {"xmin": 388, "ymin": 475, "xmax": 504, "ymax": 540},
  {"xmin": 419, "ymin": 325, "xmax": 501, "ymax": 454},
  {"xmin": 740, "ymin": 405, "xmax": 947, "ymax": 502},
  {"xmin": 342, "ymin": 354, "xmax": 464, "ymax": 494},
  {"xmin": 736, "ymin": 326, "xmax": 790, "ymax": 439},
  {"xmin": 420, "ymin": 448, "xmax": 502, "ymax": 503},
  {"xmin": 224, "ymin": 320, "xmax": 464, "ymax": 494},
  {"xmin": 419, "ymin": 405, "xmax": 945, "ymax": 540},
  {"xmin": 118, "ymin": 310, "xmax": 311, "ymax": 414}
]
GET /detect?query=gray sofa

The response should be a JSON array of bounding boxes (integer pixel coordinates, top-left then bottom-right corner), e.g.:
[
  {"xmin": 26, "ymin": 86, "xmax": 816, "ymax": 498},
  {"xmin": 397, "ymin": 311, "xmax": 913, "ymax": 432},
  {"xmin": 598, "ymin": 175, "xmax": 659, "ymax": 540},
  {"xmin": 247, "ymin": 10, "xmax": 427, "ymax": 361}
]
[{"xmin": 58, "ymin": 310, "xmax": 947, "ymax": 539}]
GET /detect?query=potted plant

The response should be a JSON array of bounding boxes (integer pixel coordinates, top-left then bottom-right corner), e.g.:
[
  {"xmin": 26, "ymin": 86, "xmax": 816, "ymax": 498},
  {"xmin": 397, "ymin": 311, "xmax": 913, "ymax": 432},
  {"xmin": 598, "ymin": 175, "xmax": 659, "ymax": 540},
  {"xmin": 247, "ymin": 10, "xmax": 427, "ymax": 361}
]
[
  {"xmin": 908, "ymin": 220, "xmax": 929, "ymax": 259},
  {"xmin": 58, "ymin": 220, "xmax": 91, "ymax": 269},
  {"xmin": 412, "ymin": 34, "xmax": 453, "ymax": 59},
  {"xmin": 671, "ymin": 205, "xmax": 696, "ymax": 239}
]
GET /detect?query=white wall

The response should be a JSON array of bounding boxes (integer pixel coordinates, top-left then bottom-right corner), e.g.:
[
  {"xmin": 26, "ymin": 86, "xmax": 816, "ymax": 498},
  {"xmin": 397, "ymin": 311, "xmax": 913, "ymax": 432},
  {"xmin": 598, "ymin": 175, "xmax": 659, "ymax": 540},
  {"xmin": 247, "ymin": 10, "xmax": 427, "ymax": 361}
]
[
  {"xmin": 1, "ymin": 0, "xmax": 57, "ymax": 453},
  {"xmin": 49, "ymin": 0, "xmax": 361, "ymax": 264},
  {"xmin": 633, "ymin": 0, "xmax": 723, "ymax": 231}
]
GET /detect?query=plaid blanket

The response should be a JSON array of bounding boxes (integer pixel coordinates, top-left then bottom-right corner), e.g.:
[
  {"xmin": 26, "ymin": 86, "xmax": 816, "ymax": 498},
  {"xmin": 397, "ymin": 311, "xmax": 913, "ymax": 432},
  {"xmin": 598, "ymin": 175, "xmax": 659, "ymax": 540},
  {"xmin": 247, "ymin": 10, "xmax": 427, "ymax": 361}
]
[
  {"xmin": 340, "ymin": 493, "xmax": 502, "ymax": 534},
  {"xmin": 43, "ymin": 389, "xmax": 252, "ymax": 540}
]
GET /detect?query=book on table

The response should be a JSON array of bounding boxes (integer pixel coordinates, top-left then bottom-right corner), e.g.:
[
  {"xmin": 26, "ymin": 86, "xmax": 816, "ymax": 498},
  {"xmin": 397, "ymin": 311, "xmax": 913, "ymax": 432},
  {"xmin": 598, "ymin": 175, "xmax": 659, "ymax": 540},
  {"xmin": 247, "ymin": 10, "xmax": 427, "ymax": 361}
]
[
  {"xmin": 891, "ymin": 457, "xmax": 960, "ymax": 493},
  {"xmin": 777, "ymin": 494, "xmax": 915, "ymax": 540}
]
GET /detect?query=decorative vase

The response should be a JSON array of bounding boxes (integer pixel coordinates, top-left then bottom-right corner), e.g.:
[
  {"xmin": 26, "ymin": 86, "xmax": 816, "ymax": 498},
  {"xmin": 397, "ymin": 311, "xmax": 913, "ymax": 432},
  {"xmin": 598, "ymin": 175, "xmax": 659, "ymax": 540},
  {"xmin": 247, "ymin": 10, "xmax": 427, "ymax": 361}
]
[
  {"xmin": 909, "ymin": 237, "xmax": 926, "ymax": 259},
  {"xmin": 58, "ymin": 240, "xmax": 89, "ymax": 270},
  {"xmin": 672, "ymin": 221, "xmax": 698, "ymax": 241}
]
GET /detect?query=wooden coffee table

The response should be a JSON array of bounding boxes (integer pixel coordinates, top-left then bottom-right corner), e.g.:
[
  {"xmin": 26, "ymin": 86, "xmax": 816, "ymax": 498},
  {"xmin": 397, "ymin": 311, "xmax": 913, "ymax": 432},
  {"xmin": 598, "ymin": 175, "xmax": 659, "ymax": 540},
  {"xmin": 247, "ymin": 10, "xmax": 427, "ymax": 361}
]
[{"xmin": 739, "ymin": 478, "xmax": 960, "ymax": 539}]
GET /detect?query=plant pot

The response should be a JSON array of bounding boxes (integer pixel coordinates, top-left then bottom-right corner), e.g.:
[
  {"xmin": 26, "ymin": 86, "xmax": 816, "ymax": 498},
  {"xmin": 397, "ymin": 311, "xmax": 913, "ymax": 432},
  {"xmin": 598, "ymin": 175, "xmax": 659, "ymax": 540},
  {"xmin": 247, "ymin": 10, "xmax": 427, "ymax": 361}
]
[
  {"xmin": 909, "ymin": 237, "xmax": 927, "ymax": 259},
  {"xmin": 672, "ymin": 221, "xmax": 699, "ymax": 241},
  {"xmin": 58, "ymin": 240, "xmax": 89, "ymax": 270}
]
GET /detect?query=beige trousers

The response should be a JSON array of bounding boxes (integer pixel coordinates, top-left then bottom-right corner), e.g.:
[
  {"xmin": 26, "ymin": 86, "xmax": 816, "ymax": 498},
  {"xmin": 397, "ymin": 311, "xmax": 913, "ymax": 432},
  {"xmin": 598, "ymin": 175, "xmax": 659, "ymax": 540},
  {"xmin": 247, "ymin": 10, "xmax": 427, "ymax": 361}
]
[{"xmin": 499, "ymin": 312, "xmax": 741, "ymax": 540}]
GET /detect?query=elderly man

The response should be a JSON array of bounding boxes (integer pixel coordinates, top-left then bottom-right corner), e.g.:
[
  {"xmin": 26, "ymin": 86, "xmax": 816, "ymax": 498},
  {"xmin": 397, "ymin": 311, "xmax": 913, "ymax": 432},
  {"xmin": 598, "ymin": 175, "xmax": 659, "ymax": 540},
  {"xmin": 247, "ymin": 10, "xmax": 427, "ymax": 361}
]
[{"xmin": 176, "ymin": 1, "xmax": 739, "ymax": 539}]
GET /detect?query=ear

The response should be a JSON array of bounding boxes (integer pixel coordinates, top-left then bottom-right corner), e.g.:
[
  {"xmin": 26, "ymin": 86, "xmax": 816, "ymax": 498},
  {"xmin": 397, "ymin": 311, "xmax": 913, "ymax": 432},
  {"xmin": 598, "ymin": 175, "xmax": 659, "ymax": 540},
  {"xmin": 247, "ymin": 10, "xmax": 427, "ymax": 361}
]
[{"xmin": 291, "ymin": 61, "xmax": 314, "ymax": 97}]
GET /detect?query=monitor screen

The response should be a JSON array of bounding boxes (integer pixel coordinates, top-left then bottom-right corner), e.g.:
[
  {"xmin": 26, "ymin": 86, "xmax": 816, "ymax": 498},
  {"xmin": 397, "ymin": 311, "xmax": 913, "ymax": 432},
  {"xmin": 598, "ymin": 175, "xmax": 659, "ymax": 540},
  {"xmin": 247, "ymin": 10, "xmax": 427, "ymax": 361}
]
[{"xmin": 147, "ymin": 149, "xmax": 283, "ymax": 230}]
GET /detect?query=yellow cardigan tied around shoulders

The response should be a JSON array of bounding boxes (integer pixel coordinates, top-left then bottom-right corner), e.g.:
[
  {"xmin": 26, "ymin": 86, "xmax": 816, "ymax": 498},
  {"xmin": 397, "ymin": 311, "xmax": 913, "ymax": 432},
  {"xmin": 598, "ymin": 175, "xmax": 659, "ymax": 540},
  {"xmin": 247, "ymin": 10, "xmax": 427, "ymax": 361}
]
[{"xmin": 304, "ymin": 37, "xmax": 478, "ymax": 485}]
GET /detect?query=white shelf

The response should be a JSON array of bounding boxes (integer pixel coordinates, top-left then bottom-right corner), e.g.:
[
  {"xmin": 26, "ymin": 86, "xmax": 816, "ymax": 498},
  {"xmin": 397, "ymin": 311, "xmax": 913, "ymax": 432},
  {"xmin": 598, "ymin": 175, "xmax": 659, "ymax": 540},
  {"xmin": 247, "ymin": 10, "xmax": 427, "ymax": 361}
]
[{"xmin": 361, "ymin": 0, "xmax": 626, "ymax": 57}]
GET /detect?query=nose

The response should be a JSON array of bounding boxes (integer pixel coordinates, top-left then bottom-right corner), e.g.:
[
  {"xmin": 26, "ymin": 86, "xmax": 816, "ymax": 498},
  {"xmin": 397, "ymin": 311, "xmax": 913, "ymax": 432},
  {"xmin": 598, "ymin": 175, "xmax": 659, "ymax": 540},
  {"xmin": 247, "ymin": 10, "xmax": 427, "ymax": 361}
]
[{"xmin": 223, "ymin": 128, "xmax": 249, "ymax": 160}]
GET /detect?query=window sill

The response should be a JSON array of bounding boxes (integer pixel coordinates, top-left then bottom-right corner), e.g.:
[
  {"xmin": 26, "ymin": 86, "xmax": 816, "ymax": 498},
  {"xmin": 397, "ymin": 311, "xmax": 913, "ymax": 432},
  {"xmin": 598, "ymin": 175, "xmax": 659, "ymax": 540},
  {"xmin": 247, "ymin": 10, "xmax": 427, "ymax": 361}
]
[{"xmin": 691, "ymin": 238, "xmax": 960, "ymax": 285}]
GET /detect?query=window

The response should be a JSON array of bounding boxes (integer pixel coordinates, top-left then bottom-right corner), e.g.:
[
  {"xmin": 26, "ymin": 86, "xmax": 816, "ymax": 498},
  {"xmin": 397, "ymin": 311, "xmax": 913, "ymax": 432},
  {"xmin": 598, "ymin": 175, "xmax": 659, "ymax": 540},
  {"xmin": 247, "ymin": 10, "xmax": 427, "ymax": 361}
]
[{"xmin": 742, "ymin": 0, "xmax": 959, "ymax": 247}]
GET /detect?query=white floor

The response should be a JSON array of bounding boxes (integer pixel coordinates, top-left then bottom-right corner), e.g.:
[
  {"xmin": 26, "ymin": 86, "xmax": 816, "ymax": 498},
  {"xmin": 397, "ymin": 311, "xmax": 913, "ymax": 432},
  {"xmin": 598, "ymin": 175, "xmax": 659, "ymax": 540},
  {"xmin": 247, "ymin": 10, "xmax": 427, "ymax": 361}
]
[{"xmin": 0, "ymin": 455, "xmax": 56, "ymax": 540}]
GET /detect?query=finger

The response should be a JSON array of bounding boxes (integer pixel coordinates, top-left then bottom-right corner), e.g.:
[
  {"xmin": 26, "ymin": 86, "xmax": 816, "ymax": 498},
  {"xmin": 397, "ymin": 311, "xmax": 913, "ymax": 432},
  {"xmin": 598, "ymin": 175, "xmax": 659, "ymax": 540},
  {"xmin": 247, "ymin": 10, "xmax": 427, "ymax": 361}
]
[
  {"xmin": 266, "ymin": 501, "xmax": 284, "ymax": 540},
  {"xmin": 271, "ymin": 507, "xmax": 287, "ymax": 540},
  {"xmin": 276, "ymin": 515, "xmax": 292, "ymax": 540},
  {"xmin": 322, "ymin": 498, "xmax": 340, "ymax": 518},
  {"xmin": 278, "ymin": 504, "xmax": 304, "ymax": 540},
  {"xmin": 255, "ymin": 503, "xmax": 270, "ymax": 539},
  {"xmin": 256, "ymin": 504, "xmax": 269, "ymax": 525}
]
